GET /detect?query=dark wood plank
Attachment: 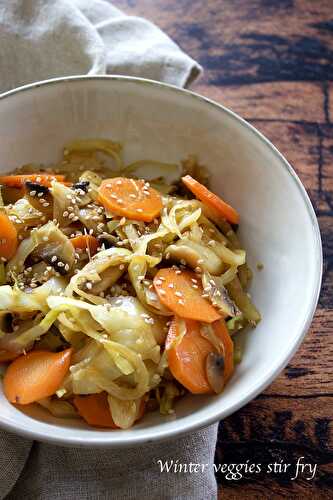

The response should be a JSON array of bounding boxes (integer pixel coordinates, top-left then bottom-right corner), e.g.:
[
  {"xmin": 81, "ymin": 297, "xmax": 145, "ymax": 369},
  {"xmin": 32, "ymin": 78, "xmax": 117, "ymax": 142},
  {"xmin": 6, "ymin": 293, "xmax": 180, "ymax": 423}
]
[{"xmin": 195, "ymin": 82, "xmax": 326, "ymax": 123}]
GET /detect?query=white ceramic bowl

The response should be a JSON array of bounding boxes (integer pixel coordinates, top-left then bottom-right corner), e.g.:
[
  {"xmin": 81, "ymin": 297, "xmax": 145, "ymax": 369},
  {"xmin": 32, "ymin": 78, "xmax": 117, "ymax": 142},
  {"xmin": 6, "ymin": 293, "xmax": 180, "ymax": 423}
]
[{"xmin": 0, "ymin": 76, "xmax": 322, "ymax": 447}]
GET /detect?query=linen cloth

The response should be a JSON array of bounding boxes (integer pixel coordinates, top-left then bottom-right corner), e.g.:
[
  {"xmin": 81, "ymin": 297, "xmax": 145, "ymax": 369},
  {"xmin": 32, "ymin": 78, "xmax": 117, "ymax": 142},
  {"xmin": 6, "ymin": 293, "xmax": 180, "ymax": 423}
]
[{"xmin": 0, "ymin": 1, "xmax": 218, "ymax": 499}]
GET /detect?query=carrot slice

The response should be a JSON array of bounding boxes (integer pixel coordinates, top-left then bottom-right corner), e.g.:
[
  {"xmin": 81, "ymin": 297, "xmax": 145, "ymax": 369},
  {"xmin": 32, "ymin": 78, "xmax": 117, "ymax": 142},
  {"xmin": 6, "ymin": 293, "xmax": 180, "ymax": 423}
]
[
  {"xmin": 153, "ymin": 268, "xmax": 221, "ymax": 323},
  {"xmin": 0, "ymin": 212, "xmax": 18, "ymax": 260},
  {"xmin": 213, "ymin": 318, "xmax": 234, "ymax": 383},
  {"xmin": 0, "ymin": 349, "xmax": 20, "ymax": 363},
  {"xmin": 182, "ymin": 175, "xmax": 240, "ymax": 224},
  {"xmin": 73, "ymin": 393, "xmax": 118, "ymax": 428},
  {"xmin": 4, "ymin": 348, "xmax": 72, "ymax": 405},
  {"xmin": 98, "ymin": 177, "xmax": 163, "ymax": 222},
  {"xmin": 0, "ymin": 174, "xmax": 65, "ymax": 188},
  {"xmin": 70, "ymin": 235, "xmax": 99, "ymax": 256},
  {"xmin": 166, "ymin": 317, "xmax": 234, "ymax": 394}
]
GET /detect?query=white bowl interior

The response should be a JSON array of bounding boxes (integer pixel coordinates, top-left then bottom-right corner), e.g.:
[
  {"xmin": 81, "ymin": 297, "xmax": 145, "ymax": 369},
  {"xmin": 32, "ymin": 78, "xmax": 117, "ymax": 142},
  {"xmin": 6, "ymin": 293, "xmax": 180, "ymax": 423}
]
[{"xmin": 0, "ymin": 77, "xmax": 321, "ymax": 446}]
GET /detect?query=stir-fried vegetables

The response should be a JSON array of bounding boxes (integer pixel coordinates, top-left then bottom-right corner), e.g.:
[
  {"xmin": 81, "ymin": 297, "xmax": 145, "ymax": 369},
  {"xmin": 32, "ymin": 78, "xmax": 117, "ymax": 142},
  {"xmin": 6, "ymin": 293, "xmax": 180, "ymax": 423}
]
[{"xmin": 0, "ymin": 139, "xmax": 261, "ymax": 430}]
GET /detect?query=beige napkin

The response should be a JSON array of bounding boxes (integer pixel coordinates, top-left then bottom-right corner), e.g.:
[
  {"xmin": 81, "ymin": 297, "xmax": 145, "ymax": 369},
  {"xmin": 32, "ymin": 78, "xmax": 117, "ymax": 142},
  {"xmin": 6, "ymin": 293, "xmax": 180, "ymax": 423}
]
[{"xmin": 0, "ymin": 1, "xmax": 218, "ymax": 499}]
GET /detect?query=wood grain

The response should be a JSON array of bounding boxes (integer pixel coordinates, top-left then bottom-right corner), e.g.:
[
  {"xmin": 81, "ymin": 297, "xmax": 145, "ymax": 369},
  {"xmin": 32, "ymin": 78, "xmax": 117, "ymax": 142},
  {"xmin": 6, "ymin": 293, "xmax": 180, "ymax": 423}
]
[{"xmin": 112, "ymin": 0, "xmax": 333, "ymax": 497}]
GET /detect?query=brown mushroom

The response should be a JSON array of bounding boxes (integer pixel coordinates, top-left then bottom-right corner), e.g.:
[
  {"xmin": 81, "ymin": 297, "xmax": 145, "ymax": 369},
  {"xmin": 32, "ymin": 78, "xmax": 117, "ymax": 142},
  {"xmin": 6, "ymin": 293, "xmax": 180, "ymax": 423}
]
[{"xmin": 206, "ymin": 352, "xmax": 225, "ymax": 394}]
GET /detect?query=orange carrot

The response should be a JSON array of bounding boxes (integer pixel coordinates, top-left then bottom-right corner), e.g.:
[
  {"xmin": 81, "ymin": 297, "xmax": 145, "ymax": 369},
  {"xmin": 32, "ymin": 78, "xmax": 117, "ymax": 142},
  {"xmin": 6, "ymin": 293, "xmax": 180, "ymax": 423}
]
[
  {"xmin": 153, "ymin": 268, "xmax": 221, "ymax": 323},
  {"xmin": 0, "ymin": 212, "xmax": 18, "ymax": 260},
  {"xmin": 0, "ymin": 349, "xmax": 20, "ymax": 363},
  {"xmin": 70, "ymin": 235, "xmax": 99, "ymax": 256},
  {"xmin": 0, "ymin": 174, "xmax": 66, "ymax": 188},
  {"xmin": 4, "ymin": 348, "xmax": 72, "ymax": 405},
  {"xmin": 213, "ymin": 318, "xmax": 234, "ymax": 383},
  {"xmin": 73, "ymin": 393, "xmax": 118, "ymax": 428},
  {"xmin": 182, "ymin": 175, "xmax": 240, "ymax": 224},
  {"xmin": 166, "ymin": 317, "xmax": 234, "ymax": 394},
  {"xmin": 98, "ymin": 177, "xmax": 162, "ymax": 222}
]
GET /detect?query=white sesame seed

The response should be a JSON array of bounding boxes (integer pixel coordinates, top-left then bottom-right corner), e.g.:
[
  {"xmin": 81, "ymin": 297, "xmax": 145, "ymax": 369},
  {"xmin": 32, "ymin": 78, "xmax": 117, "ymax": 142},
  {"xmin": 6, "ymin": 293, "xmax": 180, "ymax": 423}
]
[
  {"xmin": 51, "ymin": 256, "xmax": 57, "ymax": 262},
  {"xmin": 175, "ymin": 291, "xmax": 183, "ymax": 297},
  {"xmin": 119, "ymin": 264, "xmax": 125, "ymax": 270},
  {"xmin": 197, "ymin": 259, "xmax": 204, "ymax": 264},
  {"xmin": 159, "ymin": 289, "xmax": 166, "ymax": 295},
  {"xmin": 129, "ymin": 194, "xmax": 136, "ymax": 199},
  {"xmin": 136, "ymin": 208, "xmax": 143, "ymax": 213},
  {"xmin": 86, "ymin": 282, "xmax": 92, "ymax": 289},
  {"xmin": 42, "ymin": 236, "xmax": 48, "ymax": 242},
  {"xmin": 37, "ymin": 192, "xmax": 43, "ymax": 198},
  {"xmin": 175, "ymin": 269, "xmax": 182, "ymax": 275},
  {"xmin": 116, "ymin": 180, "xmax": 122, "ymax": 185},
  {"xmin": 29, "ymin": 190, "xmax": 36, "ymax": 197},
  {"xmin": 155, "ymin": 279, "xmax": 163, "ymax": 286},
  {"xmin": 165, "ymin": 252, "xmax": 171, "ymax": 259},
  {"xmin": 63, "ymin": 211, "xmax": 69, "ymax": 217},
  {"xmin": 192, "ymin": 284, "xmax": 199, "ymax": 289},
  {"xmin": 178, "ymin": 299, "xmax": 185, "ymax": 305},
  {"xmin": 168, "ymin": 283, "xmax": 174, "ymax": 288},
  {"xmin": 117, "ymin": 199, "xmax": 124, "ymax": 204},
  {"xmin": 64, "ymin": 264, "xmax": 70, "ymax": 272}
]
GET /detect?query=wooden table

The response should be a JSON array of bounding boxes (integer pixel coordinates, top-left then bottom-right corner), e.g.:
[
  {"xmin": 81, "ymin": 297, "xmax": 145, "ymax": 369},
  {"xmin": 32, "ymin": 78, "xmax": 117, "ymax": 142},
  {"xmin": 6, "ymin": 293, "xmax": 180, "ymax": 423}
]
[{"xmin": 114, "ymin": 1, "xmax": 332, "ymax": 497}]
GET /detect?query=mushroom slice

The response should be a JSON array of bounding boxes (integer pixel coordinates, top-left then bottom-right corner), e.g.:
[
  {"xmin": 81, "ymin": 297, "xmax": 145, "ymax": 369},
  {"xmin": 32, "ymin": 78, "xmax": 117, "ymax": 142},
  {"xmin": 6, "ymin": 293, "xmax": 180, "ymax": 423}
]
[
  {"xmin": 202, "ymin": 272, "xmax": 240, "ymax": 318},
  {"xmin": 206, "ymin": 352, "xmax": 225, "ymax": 394},
  {"xmin": 25, "ymin": 181, "xmax": 53, "ymax": 217},
  {"xmin": 165, "ymin": 239, "xmax": 223, "ymax": 274}
]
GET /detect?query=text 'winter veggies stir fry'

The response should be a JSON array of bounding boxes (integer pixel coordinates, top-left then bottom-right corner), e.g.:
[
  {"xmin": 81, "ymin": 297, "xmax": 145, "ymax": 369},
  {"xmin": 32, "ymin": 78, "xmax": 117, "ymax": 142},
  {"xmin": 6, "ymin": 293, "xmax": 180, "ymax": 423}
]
[{"xmin": 0, "ymin": 139, "xmax": 261, "ymax": 429}]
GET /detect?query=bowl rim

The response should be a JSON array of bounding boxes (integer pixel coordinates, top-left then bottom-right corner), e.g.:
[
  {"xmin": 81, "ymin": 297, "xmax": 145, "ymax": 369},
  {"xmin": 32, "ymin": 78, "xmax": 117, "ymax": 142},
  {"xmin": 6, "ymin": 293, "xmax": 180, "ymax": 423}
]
[{"xmin": 0, "ymin": 75, "xmax": 323, "ymax": 447}]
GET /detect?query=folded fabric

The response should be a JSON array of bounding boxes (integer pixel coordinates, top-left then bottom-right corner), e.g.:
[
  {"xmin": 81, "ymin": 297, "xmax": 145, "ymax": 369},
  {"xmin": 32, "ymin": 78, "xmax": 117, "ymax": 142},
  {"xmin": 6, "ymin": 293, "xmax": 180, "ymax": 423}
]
[
  {"xmin": 0, "ymin": 0, "xmax": 202, "ymax": 92},
  {"xmin": 0, "ymin": 1, "xmax": 217, "ymax": 499}
]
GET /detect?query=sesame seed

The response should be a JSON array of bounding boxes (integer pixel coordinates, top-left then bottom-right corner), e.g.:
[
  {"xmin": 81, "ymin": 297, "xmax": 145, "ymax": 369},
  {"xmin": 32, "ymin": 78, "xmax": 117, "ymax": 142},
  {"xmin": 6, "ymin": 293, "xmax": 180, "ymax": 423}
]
[
  {"xmin": 42, "ymin": 202, "xmax": 50, "ymax": 207},
  {"xmin": 178, "ymin": 299, "xmax": 185, "ymax": 305},
  {"xmin": 168, "ymin": 283, "xmax": 174, "ymax": 288},
  {"xmin": 42, "ymin": 236, "xmax": 48, "ymax": 242},
  {"xmin": 57, "ymin": 261, "xmax": 64, "ymax": 267},
  {"xmin": 64, "ymin": 264, "xmax": 70, "ymax": 272},
  {"xmin": 195, "ymin": 267, "xmax": 202, "ymax": 273},
  {"xmin": 116, "ymin": 180, "xmax": 122, "ymax": 185},
  {"xmin": 175, "ymin": 291, "xmax": 183, "ymax": 297},
  {"xmin": 165, "ymin": 252, "xmax": 171, "ymax": 259},
  {"xmin": 175, "ymin": 269, "xmax": 182, "ymax": 275},
  {"xmin": 136, "ymin": 208, "xmax": 143, "ymax": 213},
  {"xmin": 51, "ymin": 256, "xmax": 57, "ymax": 262},
  {"xmin": 37, "ymin": 192, "xmax": 43, "ymax": 198},
  {"xmin": 208, "ymin": 240, "xmax": 216, "ymax": 246},
  {"xmin": 197, "ymin": 259, "xmax": 204, "ymax": 264},
  {"xmin": 159, "ymin": 289, "xmax": 166, "ymax": 295},
  {"xmin": 117, "ymin": 199, "xmax": 124, "ymax": 204},
  {"xmin": 68, "ymin": 213, "xmax": 75, "ymax": 219},
  {"xmin": 180, "ymin": 259, "xmax": 187, "ymax": 266},
  {"xmin": 86, "ymin": 282, "xmax": 92, "ymax": 289},
  {"xmin": 119, "ymin": 217, "xmax": 126, "ymax": 225},
  {"xmin": 129, "ymin": 194, "xmax": 136, "ymax": 199},
  {"xmin": 119, "ymin": 264, "xmax": 125, "ymax": 270},
  {"xmin": 155, "ymin": 279, "xmax": 163, "ymax": 286},
  {"xmin": 29, "ymin": 190, "xmax": 36, "ymax": 197},
  {"xmin": 191, "ymin": 278, "xmax": 198, "ymax": 283},
  {"xmin": 192, "ymin": 284, "xmax": 199, "ymax": 289}
]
